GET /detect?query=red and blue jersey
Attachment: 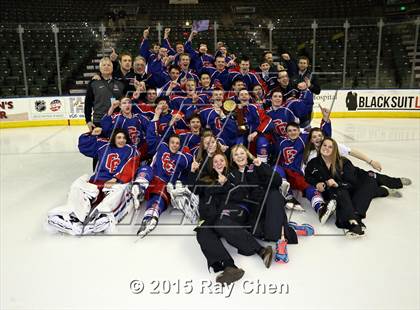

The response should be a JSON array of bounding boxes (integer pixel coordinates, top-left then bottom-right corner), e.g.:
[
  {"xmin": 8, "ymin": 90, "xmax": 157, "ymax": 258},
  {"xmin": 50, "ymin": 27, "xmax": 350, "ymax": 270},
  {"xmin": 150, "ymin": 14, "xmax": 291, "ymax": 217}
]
[
  {"xmin": 179, "ymin": 69, "xmax": 199, "ymax": 84},
  {"xmin": 228, "ymin": 71, "xmax": 265, "ymax": 91},
  {"xmin": 284, "ymin": 89, "xmax": 314, "ymax": 121},
  {"xmin": 131, "ymin": 102, "xmax": 156, "ymax": 120},
  {"xmin": 151, "ymin": 142, "xmax": 192, "ymax": 185},
  {"xmin": 266, "ymin": 106, "xmax": 299, "ymax": 143},
  {"xmin": 199, "ymin": 107, "xmax": 238, "ymax": 146},
  {"xmin": 202, "ymin": 67, "xmax": 231, "ymax": 91},
  {"xmin": 100, "ymin": 113, "xmax": 149, "ymax": 147},
  {"xmin": 78, "ymin": 134, "xmax": 139, "ymax": 183},
  {"xmin": 278, "ymin": 120, "xmax": 331, "ymax": 173},
  {"xmin": 169, "ymin": 94, "xmax": 209, "ymax": 119},
  {"xmin": 240, "ymin": 103, "xmax": 272, "ymax": 135}
]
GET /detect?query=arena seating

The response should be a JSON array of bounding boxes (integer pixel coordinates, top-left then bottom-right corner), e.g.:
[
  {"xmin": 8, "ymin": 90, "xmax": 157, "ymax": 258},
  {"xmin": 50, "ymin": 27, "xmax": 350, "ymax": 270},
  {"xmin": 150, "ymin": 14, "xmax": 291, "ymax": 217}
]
[{"xmin": 0, "ymin": 0, "xmax": 418, "ymax": 97}]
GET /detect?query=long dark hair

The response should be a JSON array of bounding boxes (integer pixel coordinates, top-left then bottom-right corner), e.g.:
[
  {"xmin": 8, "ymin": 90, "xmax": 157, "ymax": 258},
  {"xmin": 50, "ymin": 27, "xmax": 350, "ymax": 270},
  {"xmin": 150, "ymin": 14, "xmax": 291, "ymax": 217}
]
[
  {"xmin": 200, "ymin": 153, "xmax": 229, "ymax": 185},
  {"xmin": 303, "ymin": 127, "xmax": 323, "ymax": 164},
  {"xmin": 110, "ymin": 129, "xmax": 130, "ymax": 147}
]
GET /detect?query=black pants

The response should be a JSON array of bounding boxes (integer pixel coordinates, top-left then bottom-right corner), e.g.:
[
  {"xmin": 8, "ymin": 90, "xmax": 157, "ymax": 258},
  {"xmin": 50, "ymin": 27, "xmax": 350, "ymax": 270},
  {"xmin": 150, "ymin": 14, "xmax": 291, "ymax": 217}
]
[
  {"xmin": 195, "ymin": 207, "xmax": 263, "ymax": 272},
  {"xmin": 372, "ymin": 171, "xmax": 403, "ymax": 189},
  {"xmin": 332, "ymin": 174, "xmax": 379, "ymax": 229},
  {"xmin": 251, "ymin": 189, "xmax": 298, "ymax": 244}
]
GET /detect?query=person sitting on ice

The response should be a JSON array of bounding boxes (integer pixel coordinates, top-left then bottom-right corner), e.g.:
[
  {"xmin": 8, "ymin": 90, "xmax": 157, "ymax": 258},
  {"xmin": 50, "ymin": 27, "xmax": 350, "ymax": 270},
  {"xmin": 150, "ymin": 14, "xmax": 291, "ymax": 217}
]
[
  {"xmin": 46, "ymin": 128, "xmax": 140, "ymax": 235},
  {"xmin": 131, "ymin": 109, "xmax": 193, "ymax": 238}
]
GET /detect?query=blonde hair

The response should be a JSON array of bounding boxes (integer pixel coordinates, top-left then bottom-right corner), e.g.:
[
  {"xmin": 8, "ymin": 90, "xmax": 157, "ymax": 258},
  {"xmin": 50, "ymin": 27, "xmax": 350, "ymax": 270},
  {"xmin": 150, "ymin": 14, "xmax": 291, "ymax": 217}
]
[
  {"xmin": 99, "ymin": 57, "xmax": 113, "ymax": 68},
  {"xmin": 134, "ymin": 56, "xmax": 146, "ymax": 64},
  {"xmin": 230, "ymin": 144, "xmax": 255, "ymax": 167}
]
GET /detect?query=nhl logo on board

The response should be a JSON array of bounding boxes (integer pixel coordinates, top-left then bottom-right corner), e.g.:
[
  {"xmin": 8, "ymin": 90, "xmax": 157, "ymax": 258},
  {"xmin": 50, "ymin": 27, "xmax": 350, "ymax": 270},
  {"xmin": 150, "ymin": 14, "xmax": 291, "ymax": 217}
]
[
  {"xmin": 50, "ymin": 99, "xmax": 62, "ymax": 112},
  {"xmin": 34, "ymin": 100, "xmax": 46, "ymax": 112}
]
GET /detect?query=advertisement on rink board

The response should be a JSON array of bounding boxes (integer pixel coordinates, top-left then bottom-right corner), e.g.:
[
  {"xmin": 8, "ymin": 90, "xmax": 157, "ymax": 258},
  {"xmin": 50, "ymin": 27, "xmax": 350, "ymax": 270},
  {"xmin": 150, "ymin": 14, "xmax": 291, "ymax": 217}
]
[
  {"xmin": 313, "ymin": 89, "xmax": 420, "ymax": 112},
  {"xmin": 0, "ymin": 90, "xmax": 419, "ymax": 126},
  {"xmin": 29, "ymin": 98, "xmax": 67, "ymax": 120}
]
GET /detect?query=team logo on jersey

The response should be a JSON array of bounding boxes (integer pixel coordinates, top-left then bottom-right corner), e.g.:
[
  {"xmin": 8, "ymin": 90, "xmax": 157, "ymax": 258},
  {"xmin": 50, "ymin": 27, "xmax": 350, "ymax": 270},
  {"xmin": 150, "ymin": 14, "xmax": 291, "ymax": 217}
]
[
  {"xmin": 50, "ymin": 99, "xmax": 62, "ymax": 112},
  {"xmin": 105, "ymin": 153, "xmax": 121, "ymax": 173},
  {"xmin": 283, "ymin": 147, "xmax": 298, "ymax": 164},
  {"xmin": 127, "ymin": 126, "xmax": 138, "ymax": 145},
  {"xmin": 34, "ymin": 100, "xmax": 46, "ymax": 112},
  {"xmin": 162, "ymin": 152, "xmax": 176, "ymax": 175},
  {"xmin": 273, "ymin": 119, "xmax": 288, "ymax": 136},
  {"xmin": 158, "ymin": 123, "xmax": 167, "ymax": 134}
]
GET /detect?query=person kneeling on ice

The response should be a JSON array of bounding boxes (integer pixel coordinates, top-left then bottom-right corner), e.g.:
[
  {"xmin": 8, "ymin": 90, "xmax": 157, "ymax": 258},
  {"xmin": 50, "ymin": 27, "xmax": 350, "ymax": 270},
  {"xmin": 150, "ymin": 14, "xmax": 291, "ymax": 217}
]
[{"xmin": 46, "ymin": 128, "xmax": 140, "ymax": 235}]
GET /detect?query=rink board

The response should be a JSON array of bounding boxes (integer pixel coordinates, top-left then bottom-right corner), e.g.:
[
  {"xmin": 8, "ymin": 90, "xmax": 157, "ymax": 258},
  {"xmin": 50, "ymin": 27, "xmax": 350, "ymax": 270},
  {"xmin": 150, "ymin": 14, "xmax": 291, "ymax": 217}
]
[{"xmin": 1, "ymin": 89, "xmax": 419, "ymax": 128}]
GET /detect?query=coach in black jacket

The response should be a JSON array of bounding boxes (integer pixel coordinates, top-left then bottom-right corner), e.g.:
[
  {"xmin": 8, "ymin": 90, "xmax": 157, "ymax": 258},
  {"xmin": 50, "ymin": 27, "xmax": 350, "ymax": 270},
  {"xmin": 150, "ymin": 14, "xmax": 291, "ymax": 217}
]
[{"xmin": 84, "ymin": 57, "xmax": 127, "ymax": 130}]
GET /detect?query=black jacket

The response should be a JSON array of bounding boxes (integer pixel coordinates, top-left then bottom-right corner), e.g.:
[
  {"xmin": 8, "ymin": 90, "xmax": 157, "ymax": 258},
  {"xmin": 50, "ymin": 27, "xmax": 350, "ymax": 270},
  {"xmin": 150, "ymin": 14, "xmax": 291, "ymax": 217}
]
[
  {"xmin": 304, "ymin": 156, "xmax": 360, "ymax": 191},
  {"xmin": 229, "ymin": 162, "xmax": 283, "ymax": 224},
  {"xmin": 187, "ymin": 169, "xmax": 248, "ymax": 224}
]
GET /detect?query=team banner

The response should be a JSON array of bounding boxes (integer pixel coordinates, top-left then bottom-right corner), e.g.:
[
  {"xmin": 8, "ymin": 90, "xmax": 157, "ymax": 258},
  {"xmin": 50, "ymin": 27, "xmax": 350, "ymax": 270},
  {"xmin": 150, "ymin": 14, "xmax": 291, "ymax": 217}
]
[{"xmin": 1, "ymin": 90, "xmax": 419, "ymax": 127}]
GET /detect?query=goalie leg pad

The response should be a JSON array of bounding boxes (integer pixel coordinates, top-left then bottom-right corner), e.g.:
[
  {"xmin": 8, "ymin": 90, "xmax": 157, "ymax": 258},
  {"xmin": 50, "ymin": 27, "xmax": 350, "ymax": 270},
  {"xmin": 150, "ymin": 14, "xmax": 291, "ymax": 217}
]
[{"xmin": 67, "ymin": 175, "xmax": 99, "ymax": 222}]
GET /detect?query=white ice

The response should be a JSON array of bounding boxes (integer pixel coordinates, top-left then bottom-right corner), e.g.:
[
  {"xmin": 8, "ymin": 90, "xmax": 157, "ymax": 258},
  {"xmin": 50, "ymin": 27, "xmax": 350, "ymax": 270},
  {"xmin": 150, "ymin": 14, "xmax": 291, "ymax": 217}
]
[{"xmin": 1, "ymin": 118, "xmax": 419, "ymax": 310}]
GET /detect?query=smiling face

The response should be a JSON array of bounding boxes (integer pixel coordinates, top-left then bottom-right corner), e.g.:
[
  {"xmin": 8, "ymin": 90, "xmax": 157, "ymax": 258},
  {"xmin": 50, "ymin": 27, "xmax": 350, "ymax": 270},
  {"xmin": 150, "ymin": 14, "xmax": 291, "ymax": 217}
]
[
  {"xmin": 286, "ymin": 125, "xmax": 300, "ymax": 140},
  {"xmin": 213, "ymin": 154, "xmax": 227, "ymax": 174},
  {"xmin": 120, "ymin": 55, "xmax": 132, "ymax": 71},
  {"xmin": 200, "ymin": 74, "xmax": 211, "ymax": 88},
  {"xmin": 179, "ymin": 54, "xmax": 190, "ymax": 69},
  {"xmin": 199, "ymin": 43, "xmax": 208, "ymax": 54},
  {"xmin": 169, "ymin": 136, "xmax": 180, "ymax": 153},
  {"xmin": 134, "ymin": 58, "xmax": 146, "ymax": 73},
  {"xmin": 260, "ymin": 62, "xmax": 270, "ymax": 72},
  {"xmin": 203, "ymin": 136, "xmax": 217, "ymax": 154},
  {"xmin": 239, "ymin": 60, "xmax": 250, "ymax": 73},
  {"xmin": 186, "ymin": 80, "xmax": 196, "ymax": 95},
  {"xmin": 264, "ymin": 52, "xmax": 273, "ymax": 64},
  {"xmin": 152, "ymin": 44, "xmax": 160, "ymax": 54},
  {"xmin": 253, "ymin": 85, "xmax": 263, "ymax": 97},
  {"xmin": 189, "ymin": 117, "xmax": 201, "ymax": 133},
  {"xmin": 159, "ymin": 47, "xmax": 168, "ymax": 57},
  {"xmin": 115, "ymin": 132, "xmax": 127, "ymax": 148},
  {"xmin": 298, "ymin": 58, "xmax": 309, "ymax": 72},
  {"xmin": 320, "ymin": 139, "xmax": 334, "ymax": 157},
  {"xmin": 169, "ymin": 68, "xmax": 180, "ymax": 81},
  {"xmin": 215, "ymin": 56, "xmax": 226, "ymax": 71},
  {"xmin": 146, "ymin": 89, "xmax": 157, "ymax": 103},
  {"xmin": 271, "ymin": 91, "xmax": 283, "ymax": 107},
  {"xmin": 99, "ymin": 59, "xmax": 113, "ymax": 76},
  {"xmin": 310, "ymin": 130, "xmax": 324, "ymax": 149},
  {"xmin": 212, "ymin": 89, "xmax": 224, "ymax": 105},
  {"xmin": 232, "ymin": 146, "xmax": 248, "ymax": 168},
  {"xmin": 176, "ymin": 43, "xmax": 184, "ymax": 54},
  {"xmin": 278, "ymin": 71, "xmax": 289, "ymax": 87},
  {"xmin": 232, "ymin": 80, "xmax": 245, "ymax": 93},
  {"xmin": 238, "ymin": 89, "xmax": 250, "ymax": 103}
]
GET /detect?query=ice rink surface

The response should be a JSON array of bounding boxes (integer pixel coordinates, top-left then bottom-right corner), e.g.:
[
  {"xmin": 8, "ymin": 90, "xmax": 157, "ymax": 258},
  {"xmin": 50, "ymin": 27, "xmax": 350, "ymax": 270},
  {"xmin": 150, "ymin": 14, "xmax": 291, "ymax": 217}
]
[{"xmin": 1, "ymin": 118, "xmax": 419, "ymax": 310}]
